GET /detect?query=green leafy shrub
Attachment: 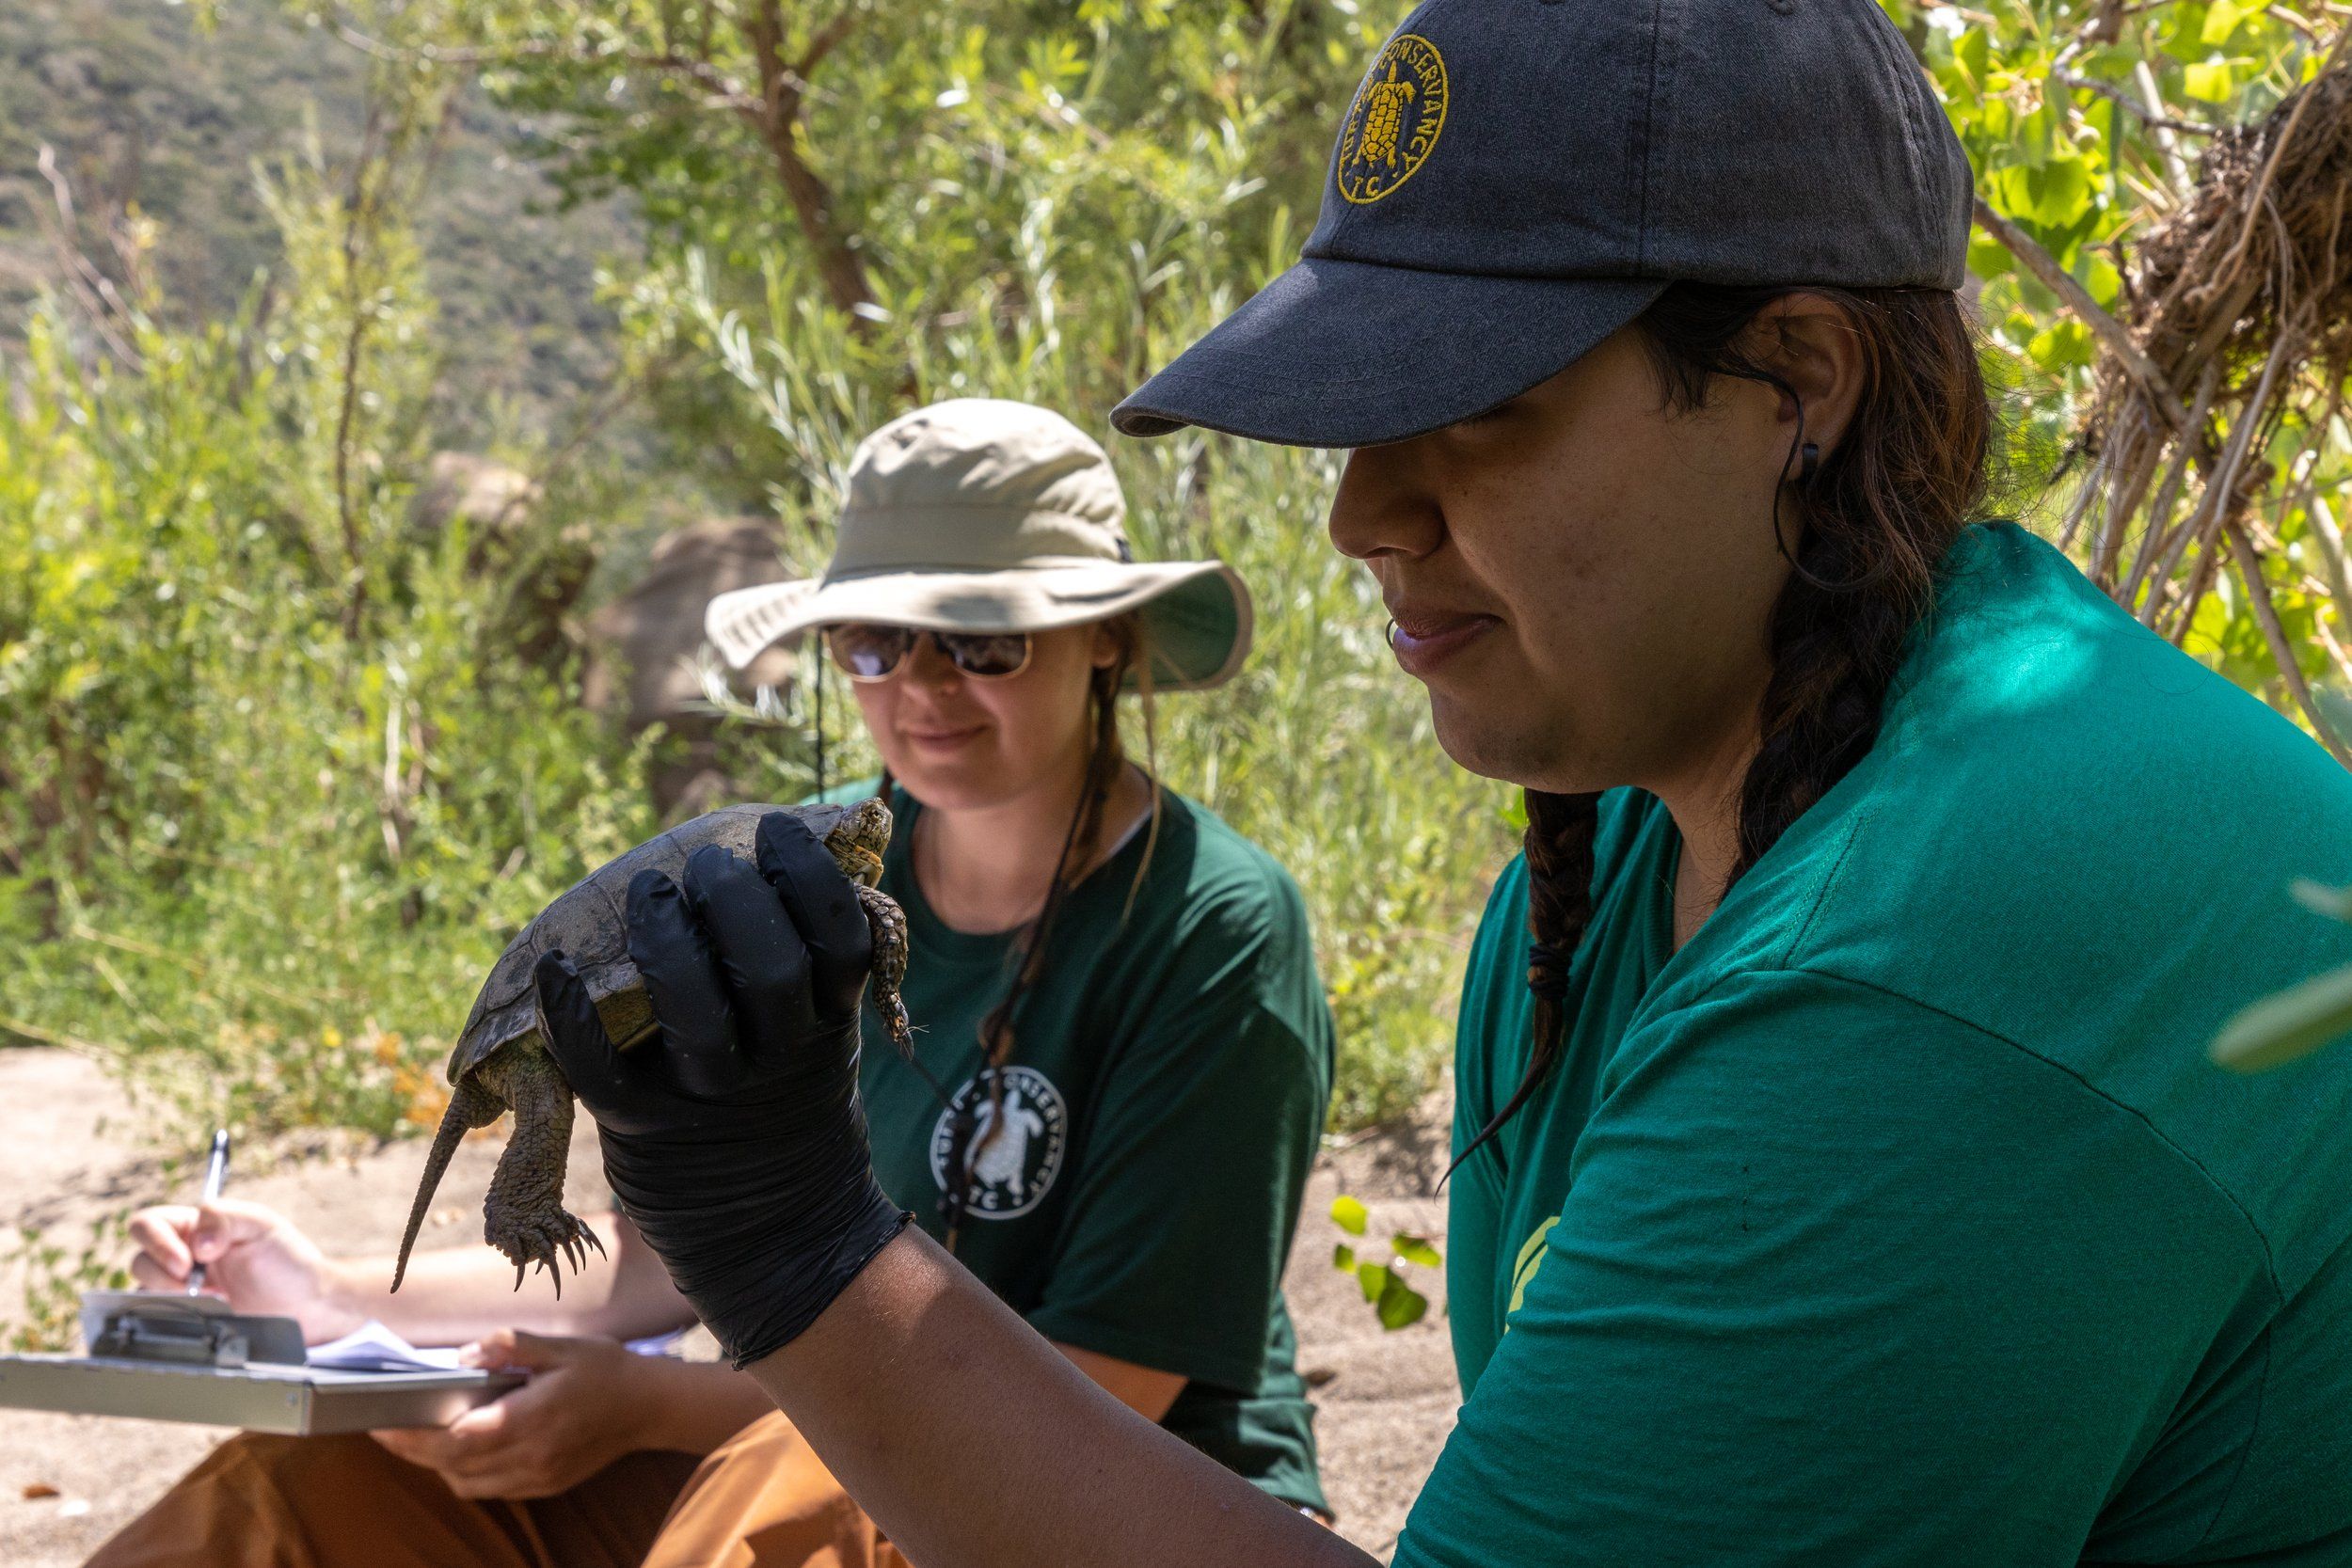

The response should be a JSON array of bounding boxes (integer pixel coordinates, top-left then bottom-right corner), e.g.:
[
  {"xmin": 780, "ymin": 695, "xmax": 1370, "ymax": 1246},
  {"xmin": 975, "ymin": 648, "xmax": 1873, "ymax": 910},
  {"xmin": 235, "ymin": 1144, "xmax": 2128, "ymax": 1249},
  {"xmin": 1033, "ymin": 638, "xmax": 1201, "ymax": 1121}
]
[
  {"xmin": 22, "ymin": 0, "xmax": 2350, "ymax": 1150},
  {"xmin": 4, "ymin": 1212, "xmax": 132, "ymax": 1353},
  {"xmin": 0, "ymin": 143, "xmax": 656, "ymax": 1139}
]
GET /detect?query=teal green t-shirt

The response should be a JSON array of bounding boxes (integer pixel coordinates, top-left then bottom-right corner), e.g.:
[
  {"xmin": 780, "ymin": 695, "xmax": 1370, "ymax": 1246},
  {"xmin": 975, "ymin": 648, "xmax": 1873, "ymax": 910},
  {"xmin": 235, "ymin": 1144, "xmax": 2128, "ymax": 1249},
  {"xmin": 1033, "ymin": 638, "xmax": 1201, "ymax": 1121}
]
[
  {"xmin": 1398, "ymin": 523, "xmax": 2352, "ymax": 1565},
  {"xmin": 851, "ymin": 787, "xmax": 1334, "ymax": 1514}
]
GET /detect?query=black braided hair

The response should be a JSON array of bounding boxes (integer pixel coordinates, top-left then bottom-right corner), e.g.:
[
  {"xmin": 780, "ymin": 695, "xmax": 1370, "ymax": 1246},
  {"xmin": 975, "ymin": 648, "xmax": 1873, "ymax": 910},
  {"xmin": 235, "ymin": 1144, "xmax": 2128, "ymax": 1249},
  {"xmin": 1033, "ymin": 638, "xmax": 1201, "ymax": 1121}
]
[
  {"xmin": 1452, "ymin": 283, "xmax": 1990, "ymax": 1171},
  {"xmin": 1450, "ymin": 788, "xmax": 1598, "ymax": 1169}
]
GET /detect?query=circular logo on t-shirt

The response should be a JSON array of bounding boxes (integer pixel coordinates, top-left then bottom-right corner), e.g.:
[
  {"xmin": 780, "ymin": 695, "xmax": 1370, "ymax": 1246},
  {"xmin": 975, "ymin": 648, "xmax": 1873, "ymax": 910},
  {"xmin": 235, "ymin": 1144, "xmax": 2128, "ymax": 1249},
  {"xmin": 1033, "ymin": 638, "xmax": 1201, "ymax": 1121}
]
[{"xmin": 929, "ymin": 1066, "xmax": 1069, "ymax": 1221}]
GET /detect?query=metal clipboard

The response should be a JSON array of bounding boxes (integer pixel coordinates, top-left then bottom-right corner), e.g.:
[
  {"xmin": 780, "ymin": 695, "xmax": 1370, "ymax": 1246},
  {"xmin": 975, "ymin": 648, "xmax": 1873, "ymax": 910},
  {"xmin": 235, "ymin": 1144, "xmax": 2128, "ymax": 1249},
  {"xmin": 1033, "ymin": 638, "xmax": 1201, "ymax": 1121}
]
[{"xmin": 0, "ymin": 1292, "xmax": 522, "ymax": 1434}]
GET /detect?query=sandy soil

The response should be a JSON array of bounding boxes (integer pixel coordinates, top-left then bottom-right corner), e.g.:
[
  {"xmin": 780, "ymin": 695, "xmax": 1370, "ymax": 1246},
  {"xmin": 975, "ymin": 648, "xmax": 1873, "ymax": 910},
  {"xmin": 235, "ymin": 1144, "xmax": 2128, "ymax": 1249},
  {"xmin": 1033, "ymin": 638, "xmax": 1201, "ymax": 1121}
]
[{"xmin": 0, "ymin": 1047, "xmax": 1455, "ymax": 1564}]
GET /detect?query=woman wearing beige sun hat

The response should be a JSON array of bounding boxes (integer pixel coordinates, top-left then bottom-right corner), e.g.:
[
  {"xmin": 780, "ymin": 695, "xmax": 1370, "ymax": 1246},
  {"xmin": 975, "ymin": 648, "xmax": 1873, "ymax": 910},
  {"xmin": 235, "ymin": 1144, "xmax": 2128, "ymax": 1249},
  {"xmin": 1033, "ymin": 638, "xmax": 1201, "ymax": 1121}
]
[
  {"xmin": 89, "ymin": 401, "xmax": 1331, "ymax": 1568},
  {"xmin": 706, "ymin": 396, "xmax": 1252, "ymax": 694}
]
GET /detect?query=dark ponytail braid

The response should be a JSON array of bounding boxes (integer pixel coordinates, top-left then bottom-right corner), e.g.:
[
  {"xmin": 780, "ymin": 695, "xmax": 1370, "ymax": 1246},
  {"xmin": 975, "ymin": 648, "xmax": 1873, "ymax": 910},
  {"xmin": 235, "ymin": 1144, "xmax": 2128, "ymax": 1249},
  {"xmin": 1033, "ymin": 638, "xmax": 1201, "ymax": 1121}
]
[
  {"xmin": 1454, "ymin": 283, "xmax": 1990, "ymax": 1170},
  {"xmin": 940, "ymin": 620, "xmax": 1139, "ymax": 1247},
  {"xmin": 1457, "ymin": 788, "xmax": 1599, "ymax": 1164}
]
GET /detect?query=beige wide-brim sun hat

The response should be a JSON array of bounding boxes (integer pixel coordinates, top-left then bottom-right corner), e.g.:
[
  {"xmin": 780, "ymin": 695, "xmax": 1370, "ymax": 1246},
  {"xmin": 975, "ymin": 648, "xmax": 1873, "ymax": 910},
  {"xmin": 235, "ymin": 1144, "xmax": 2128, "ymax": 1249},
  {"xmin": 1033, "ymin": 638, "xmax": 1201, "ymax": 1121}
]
[{"xmin": 706, "ymin": 399, "xmax": 1251, "ymax": 692}]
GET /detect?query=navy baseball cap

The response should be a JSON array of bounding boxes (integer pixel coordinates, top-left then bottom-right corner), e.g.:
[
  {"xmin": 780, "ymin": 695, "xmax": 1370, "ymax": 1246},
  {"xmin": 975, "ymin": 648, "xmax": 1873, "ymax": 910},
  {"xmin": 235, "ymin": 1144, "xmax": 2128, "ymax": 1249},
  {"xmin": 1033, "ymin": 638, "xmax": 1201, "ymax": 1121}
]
[{"xmin": 1112, "ymin": 0, "xmax": 1973, "ymax": 449}]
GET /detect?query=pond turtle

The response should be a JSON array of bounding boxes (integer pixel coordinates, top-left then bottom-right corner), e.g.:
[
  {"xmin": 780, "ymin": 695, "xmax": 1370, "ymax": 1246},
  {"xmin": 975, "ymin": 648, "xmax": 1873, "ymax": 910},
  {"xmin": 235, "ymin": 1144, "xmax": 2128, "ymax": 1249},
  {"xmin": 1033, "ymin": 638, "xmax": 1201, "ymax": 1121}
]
[{"xmin": 391, "ymin": 799, "xmax": 910, "ymax": 1292}]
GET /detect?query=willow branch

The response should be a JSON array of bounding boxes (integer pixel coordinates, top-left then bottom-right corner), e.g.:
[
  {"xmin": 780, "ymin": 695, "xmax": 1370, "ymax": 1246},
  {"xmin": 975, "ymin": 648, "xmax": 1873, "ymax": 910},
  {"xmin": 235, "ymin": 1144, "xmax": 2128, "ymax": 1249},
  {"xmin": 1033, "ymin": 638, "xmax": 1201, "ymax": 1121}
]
[
  {"xmin": 1973, "ymin": 194, "xmax": 2194, "ymax": 433},
  {"xmin": 2229, "ymin": 520, "xmax": 2352, "ymax": 768},
  {"xmin": 2053, "ymin": 70, "xmax": 2218, "ymax": 135},
  {"xmin": 799, "ymin": 9, "xmax": 858, "ymax": 79},
  {"xmin": 34, "ymin": 145, "xmax": 140, "ymax": 366},
  {"xmin": 2135, "ymin": 58, "xmax": 2196, "ymax": 193}
]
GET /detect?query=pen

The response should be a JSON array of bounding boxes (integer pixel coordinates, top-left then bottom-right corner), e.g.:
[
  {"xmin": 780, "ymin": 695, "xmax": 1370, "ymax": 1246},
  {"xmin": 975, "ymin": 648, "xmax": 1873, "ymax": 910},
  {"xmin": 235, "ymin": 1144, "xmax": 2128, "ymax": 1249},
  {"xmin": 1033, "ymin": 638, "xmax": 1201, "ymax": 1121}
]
[{"xmin": 184, "ymin": 1128, "xmax": 231, "ymax": 1296}]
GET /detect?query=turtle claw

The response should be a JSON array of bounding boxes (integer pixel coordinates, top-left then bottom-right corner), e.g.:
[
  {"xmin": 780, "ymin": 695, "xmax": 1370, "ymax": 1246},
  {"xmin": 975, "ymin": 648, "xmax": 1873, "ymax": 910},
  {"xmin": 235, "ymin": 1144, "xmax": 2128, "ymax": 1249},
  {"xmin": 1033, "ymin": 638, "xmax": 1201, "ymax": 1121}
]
[
  {"xmin": 561, "ymin": 1213, "xmax": 604, "ymax": 1273},
  {"xmin": 490, "ymin": 1209, "xmax": 604, "ymax": 1298}
]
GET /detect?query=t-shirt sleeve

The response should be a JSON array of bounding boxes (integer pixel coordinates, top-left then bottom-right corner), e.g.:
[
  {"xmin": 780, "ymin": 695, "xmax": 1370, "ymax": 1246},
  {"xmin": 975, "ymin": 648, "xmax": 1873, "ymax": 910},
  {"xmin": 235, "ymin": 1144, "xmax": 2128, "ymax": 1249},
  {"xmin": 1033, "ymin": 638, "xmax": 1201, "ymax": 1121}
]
[
  {"xmin": 1022, "ymin": 890, "xmax": 1334, "ymax": 1391},
  {"xmin": 1393, "ymin": 968, "xmax": 2271, "ymax": 1568}
]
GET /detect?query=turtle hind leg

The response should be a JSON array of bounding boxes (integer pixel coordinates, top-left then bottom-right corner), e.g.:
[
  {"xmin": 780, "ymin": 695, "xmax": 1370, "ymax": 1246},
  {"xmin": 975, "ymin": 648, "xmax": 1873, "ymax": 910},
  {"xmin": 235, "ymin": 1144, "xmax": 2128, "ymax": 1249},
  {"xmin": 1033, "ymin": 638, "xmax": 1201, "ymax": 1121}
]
[
  {"xmin": 392, "ymin": 1074, "xmax": 505, "ymax": 1293},
  {"xmin": 479, "ymin": 1047, "xmax": 601, "ymax": 1295},
  {"xmin": 858, "ymin": 883, "xmax": 914, "ymax": 1056}
]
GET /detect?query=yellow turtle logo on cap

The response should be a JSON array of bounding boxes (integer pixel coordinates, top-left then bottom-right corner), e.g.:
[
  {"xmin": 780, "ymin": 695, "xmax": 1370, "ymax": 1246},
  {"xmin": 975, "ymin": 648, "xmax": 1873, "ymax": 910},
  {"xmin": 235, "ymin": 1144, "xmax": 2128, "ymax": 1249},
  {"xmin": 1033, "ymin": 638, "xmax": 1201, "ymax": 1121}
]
[{"xmin": 1337, "ymin": 35, "xmax": 1449, "ymax": 205}]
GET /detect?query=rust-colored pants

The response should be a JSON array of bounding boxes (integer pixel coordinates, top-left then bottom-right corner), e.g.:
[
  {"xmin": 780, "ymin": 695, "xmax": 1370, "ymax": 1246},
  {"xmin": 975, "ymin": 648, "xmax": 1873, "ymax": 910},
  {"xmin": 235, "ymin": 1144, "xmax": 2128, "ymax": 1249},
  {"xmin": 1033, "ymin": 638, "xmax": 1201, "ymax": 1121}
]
[{"xmin": 85, "ymin": 1411, "xmax": 910, "ymax": 1568}]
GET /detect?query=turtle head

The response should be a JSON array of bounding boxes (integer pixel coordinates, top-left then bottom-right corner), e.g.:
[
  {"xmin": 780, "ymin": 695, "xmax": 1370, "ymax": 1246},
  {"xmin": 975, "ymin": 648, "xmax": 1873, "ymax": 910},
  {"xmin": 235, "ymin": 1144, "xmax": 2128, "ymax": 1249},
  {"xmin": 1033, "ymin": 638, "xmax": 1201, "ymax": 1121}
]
[{"xmin": 824, "ymin": 797, "xmax": 893, "ymax": 889}]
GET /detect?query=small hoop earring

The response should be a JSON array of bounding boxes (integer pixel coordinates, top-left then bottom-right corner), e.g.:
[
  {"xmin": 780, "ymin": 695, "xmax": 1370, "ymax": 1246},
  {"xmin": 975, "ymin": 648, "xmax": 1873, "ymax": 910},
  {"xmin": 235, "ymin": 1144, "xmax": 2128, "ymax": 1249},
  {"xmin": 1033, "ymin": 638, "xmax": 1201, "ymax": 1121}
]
[{"xmin": 1796, "ymin": 441, "xmax": 1820, "ymax": 486}]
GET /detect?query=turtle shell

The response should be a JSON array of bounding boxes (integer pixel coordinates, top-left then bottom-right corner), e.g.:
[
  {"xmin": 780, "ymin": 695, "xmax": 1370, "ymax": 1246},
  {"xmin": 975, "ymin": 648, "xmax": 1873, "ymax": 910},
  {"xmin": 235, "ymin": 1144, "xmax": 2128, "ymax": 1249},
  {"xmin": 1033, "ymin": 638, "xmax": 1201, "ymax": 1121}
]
[{"xmin": 446, "ymin": 801, "xmax": 847, "ymax": 1083}]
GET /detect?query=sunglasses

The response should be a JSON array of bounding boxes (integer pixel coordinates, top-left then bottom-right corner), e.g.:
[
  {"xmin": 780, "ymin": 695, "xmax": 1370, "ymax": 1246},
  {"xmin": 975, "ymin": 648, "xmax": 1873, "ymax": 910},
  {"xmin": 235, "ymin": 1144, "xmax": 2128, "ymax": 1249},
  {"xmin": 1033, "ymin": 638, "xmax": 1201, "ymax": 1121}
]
[{"xmin": 824, "ymin": 624, "xmax": 1034, "ymax": 682}]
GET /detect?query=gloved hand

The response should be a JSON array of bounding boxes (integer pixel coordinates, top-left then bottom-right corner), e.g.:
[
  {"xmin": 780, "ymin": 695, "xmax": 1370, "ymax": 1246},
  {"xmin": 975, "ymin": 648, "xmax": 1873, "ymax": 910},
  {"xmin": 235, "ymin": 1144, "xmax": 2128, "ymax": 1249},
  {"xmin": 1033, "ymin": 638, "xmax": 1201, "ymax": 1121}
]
[{"xmin": 533, "ymin": 810, "xmax": 909, "ymax": 1368}]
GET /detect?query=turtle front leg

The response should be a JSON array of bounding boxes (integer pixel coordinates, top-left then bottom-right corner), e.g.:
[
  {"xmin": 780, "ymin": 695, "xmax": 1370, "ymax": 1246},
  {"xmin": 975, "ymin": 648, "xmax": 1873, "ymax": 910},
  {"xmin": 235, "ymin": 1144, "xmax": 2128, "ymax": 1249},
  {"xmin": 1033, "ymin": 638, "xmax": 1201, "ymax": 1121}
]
[
  {"xmin": 858, "ymin": 883, "xmax": 914, "ymax": 1056},
  {"xmin": 478, "ymin": 1044, "xmax": 606, "ymax": 1293}
]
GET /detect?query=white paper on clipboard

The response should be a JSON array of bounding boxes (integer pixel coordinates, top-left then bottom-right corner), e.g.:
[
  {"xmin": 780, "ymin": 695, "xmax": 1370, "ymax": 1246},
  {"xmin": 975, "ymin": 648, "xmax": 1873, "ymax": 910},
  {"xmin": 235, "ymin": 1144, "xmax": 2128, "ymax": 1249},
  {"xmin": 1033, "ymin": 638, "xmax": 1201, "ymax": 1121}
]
[{"xmin": 306, "ymin": 1320, "xmax": 688, "ymax": 1373}]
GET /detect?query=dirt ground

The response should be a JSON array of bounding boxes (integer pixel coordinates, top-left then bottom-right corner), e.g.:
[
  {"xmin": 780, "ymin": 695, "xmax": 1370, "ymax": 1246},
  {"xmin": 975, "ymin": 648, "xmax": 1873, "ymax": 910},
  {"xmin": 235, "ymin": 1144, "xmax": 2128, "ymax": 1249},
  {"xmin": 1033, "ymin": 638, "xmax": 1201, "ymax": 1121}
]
[{"xmin": 0, "ymin": 1046, "xmax": 1456, "ymax": 1565}]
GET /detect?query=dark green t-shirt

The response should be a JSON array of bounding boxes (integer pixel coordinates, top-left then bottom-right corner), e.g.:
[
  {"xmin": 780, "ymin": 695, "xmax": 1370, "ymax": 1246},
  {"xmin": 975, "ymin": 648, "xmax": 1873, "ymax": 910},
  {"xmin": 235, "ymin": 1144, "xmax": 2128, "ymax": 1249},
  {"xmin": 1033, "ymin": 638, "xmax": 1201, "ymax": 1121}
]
[
  {"xmin": 1399, "ymin": 522, "xmax": 2352, "ymax": 1565},
  {"xmin": 850, "ymin": 786, "xmax": 1333, "ymax": 1513}
]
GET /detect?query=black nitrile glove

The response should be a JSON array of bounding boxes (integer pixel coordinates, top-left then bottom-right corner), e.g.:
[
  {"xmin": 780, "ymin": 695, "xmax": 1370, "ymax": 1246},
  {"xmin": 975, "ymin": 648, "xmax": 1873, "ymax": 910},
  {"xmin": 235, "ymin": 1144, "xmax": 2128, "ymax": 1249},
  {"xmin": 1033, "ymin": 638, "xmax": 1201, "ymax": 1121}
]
[{"xmin": 533, "ymin": 811, "xmax": 909, "ymax": 1368}]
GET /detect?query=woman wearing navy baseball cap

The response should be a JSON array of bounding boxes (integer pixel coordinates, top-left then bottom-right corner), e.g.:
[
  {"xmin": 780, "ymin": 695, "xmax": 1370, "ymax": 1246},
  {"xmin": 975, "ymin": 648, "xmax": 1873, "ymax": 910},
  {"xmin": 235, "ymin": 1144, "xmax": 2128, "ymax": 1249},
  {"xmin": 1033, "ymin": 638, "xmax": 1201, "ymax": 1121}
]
[{"xmin": 526, "ymin": 2, "xmax": 2352, "ymax": 1563}]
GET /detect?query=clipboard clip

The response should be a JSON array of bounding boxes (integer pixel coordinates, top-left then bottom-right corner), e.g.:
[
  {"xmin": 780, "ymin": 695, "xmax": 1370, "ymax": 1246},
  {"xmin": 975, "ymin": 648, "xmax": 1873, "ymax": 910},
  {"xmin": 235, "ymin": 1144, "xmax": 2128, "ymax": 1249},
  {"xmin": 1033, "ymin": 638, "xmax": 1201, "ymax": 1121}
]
[{"xmin": 79, "ymin": 1291, "xmax": 306, "ymax": 1370}]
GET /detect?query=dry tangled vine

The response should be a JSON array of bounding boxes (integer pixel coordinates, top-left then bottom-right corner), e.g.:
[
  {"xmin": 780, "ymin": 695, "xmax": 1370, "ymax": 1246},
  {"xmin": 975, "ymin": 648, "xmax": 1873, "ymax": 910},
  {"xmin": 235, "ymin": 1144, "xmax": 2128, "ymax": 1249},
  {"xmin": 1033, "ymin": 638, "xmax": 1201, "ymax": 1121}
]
[{"xmin": 2047, "ymin": 31, "xmax": 2352, "ymax": 764}]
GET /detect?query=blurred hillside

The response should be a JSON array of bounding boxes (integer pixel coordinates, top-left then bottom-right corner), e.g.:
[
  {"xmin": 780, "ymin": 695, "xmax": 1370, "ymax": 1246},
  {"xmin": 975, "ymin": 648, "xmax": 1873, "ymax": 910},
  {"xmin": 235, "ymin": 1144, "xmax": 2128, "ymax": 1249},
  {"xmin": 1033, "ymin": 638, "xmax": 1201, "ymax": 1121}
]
[{"xmin": 0, "ymin": 0, "xmax": 635, "ymax": 447}]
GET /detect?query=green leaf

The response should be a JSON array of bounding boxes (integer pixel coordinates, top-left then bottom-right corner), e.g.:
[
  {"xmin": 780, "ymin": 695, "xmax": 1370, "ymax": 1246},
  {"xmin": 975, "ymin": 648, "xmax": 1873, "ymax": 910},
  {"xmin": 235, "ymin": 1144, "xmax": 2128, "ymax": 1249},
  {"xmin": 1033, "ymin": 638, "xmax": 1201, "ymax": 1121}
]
[
  {"xmin": 1391, "ymin": 1232, "xmax": 1443, "ymax": 1269},
  {"xmin": 2185, "ymin": 59, "xmax": 2235, "ymax": 103},
  {"xmin": 1330, "ymin": 1194, "xmax": 1368, "ymax": 1236},
  {"xmin": 2021, "ymin": 101, "xmax": 2057, "ymax": 169},
  {"xmin": 1332, "ymin": 1243, "xmax": 1357, "ymax": 1272},
  {"xmin": 2202, "ymin": 0, "xmax": 2246, "ymax": 46},
  {"xmin": 2083, "ymin": 254, "xmax": 2123, "ymax": 311},
  {"xmin": 2212, "ymin": 962, "xmax": 2352, "ymax": 1071},
  {"xmin": 1357, "ymin": 1260, "xmax": 1391, "ymax": 1303},
  {"xmin": 2027, "ymin": 318, "xmax": 2096, "ymax": 374},
  {"xmin": 1967, "ymin": 233, "xmax": 2019, "ymax": 282},
  {"xmin": 2026, "ymin": 156, "xmax": 2092, "ymax": 229},
  {"xmin": 2042, "ymin": 71, "xmax": 2075, "ymax": 124},
  {"xmin": 1954, "ymin": 26, "xmax": 1991, "ymax": 89},
  {"xmin": 1375, "ymin": 1273, "xmax": 1430, "ymax": 1331}
]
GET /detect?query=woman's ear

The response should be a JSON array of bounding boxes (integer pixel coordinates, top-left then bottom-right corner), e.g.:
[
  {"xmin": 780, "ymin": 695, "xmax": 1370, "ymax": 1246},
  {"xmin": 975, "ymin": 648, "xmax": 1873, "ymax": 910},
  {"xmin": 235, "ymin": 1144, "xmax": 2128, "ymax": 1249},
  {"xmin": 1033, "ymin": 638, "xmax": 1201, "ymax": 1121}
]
[
  {"xmin": 1749, "ymin": 293, "xmax": 1867, "ymax": 463},
  {"xmin": 1089, "ymin": 619, "xmax": 1127, "ymax": 671}
]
